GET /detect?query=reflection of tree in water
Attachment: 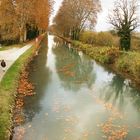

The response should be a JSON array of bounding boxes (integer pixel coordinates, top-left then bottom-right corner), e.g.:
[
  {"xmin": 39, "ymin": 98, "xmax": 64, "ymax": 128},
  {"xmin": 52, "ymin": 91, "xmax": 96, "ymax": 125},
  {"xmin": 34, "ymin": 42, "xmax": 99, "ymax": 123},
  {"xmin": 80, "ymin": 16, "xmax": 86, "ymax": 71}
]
[
  {"xmin": 23, "ymin": 36, "xmax": 52, "ymax": 123},
  {"xmin": 53, "ymin": 37, "xmax": 64, "ymax": 44},
  {"xmin": 100, "ymin": 75, "xmax": 140, "ymax": 112},
  {"xmin": 53, "ymin": 42, "xmax": 96, "ymax": 91},
  {"xmin": 102, "ymin": 76, "xmax": 125, "ymax": 107},
  {"xmin": 129, "ymin": 88, "xmax": 140, "ymax": 114}
]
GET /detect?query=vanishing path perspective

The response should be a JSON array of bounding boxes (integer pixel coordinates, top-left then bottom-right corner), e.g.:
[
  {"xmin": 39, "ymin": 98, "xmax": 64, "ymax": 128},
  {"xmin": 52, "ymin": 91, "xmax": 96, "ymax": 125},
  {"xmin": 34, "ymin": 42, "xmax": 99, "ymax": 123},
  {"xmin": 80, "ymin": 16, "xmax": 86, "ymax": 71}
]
[{"xmin": 0, "ymin": 43, "xmax": 33, "ymax": 81}]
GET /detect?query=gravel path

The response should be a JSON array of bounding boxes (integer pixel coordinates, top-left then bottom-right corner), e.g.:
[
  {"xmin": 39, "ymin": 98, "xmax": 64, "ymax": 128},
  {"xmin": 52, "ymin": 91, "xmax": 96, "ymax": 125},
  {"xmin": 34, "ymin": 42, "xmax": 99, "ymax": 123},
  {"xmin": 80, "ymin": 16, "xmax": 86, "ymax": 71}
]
[{"xmin": 0, "ymin": 43, "xmax": 33, "ymax": 81}]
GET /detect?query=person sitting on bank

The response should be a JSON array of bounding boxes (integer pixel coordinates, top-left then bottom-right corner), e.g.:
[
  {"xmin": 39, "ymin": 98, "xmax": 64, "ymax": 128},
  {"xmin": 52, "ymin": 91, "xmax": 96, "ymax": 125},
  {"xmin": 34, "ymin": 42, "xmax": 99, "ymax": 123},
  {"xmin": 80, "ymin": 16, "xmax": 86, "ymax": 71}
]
[{"xmin": 1, "ymin": 60, "xmax": 6, "ymax": 72}]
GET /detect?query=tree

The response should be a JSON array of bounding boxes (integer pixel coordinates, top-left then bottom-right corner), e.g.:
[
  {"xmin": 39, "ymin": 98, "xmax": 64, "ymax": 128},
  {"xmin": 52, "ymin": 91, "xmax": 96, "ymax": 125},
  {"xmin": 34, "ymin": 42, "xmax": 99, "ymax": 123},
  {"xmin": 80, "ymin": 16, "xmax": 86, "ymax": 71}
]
[
  {"xmin": 0, "ymin": 0, "xmax": 53, "ymax": 43},
  {"xmin": 109, "ymin": 0, "xmax": 139, "ymax": 51},
  {"xmin": 15, "ymin": 0, "xmax": 35, "ymax": 42},
  {"xmin": 53, "ymin": 0, "xmax": 101, "ymax": 40},
  {"xmin": 34, "ymin": 0, "xmax": 53, "ymax": 32},
  {"xmin": 0, "ymin": 0, "xmax": 18, "ymax": 41}
]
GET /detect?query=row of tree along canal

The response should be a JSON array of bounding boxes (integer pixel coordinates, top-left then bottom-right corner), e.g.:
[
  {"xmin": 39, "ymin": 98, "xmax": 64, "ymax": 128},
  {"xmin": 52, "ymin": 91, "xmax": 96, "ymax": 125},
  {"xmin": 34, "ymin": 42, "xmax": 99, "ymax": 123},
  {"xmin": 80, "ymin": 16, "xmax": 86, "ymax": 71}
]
[{"xmin": 12, "ymin": 35, "xmax": 140, "ymax": 140}]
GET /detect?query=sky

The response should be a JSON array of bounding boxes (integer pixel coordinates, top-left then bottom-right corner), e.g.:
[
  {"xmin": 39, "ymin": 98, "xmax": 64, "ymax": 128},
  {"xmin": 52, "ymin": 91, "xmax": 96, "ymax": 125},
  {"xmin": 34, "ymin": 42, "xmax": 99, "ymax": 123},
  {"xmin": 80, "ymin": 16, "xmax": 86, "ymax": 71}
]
[{"xmin": 50, "ymin": 0, "xmax": 140, "ymax": 32}]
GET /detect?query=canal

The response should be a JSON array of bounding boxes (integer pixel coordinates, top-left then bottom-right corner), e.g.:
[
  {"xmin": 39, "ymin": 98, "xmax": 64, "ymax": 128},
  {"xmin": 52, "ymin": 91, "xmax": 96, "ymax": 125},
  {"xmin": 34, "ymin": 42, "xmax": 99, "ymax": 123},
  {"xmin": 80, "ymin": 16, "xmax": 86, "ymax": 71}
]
[{"xmin": 13, "ymin": 35, "xmax": 140, "ymax": 140}]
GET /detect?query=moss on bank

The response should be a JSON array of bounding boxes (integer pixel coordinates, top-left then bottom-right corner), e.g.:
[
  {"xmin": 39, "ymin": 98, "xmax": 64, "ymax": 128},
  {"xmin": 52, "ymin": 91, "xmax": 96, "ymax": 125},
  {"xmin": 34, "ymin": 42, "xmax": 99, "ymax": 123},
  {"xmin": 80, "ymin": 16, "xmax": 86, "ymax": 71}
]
[{"xmin": 72, "ymin": 41, "xmax": 140, "ymax": 86}]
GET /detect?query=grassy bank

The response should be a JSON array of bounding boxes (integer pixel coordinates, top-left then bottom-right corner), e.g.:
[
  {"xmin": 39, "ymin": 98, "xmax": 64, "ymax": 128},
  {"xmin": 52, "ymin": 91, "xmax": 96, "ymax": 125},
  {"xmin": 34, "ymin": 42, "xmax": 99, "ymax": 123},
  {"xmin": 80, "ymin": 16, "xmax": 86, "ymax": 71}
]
[
  {"xmin": 0, "ymin": 45, "xmax": 36, "ymax": 139},
  {"xmin": 0, "ymin": 34, "xmax": 45, "ymax": 139},
  {"xmin": 0, "ymin": 44, "xmax": 24, "ymax": 51},
  {"xmin": 72, "ymin": 41, "xmax": 140, "ymax": 86}
]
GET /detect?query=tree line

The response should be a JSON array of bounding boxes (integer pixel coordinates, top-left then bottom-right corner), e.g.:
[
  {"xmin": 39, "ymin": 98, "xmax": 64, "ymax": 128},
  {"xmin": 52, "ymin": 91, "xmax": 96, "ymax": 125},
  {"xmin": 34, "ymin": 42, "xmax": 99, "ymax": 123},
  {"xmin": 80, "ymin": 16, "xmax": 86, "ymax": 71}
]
[
  {"xmin": 0, "ymin": 0, "xmax": 53, "ymax": 44},
  {"xmin": 52, "ymin": 0, "xmax": 139, "ymax": 51},
  {"xmin": 52, "ymin": 0, "xmax": 101, "ymax": 40}
]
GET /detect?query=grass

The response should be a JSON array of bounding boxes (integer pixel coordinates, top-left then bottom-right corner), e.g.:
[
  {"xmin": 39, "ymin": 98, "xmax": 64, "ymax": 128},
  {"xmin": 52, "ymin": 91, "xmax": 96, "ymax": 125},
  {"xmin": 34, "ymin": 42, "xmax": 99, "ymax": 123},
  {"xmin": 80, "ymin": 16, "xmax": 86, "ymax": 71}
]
[
  {"xmin": 0, "ymin": 44, "xmax": 26, "ymax": 51},
  {"xmin": 0, "ymin": 45, "xmax": 36, "ymax": 140},
  {"xmin": 72, "ymin": 41, "xmax": 120, "ymax": 64},
  {"xmin": 116, "ymin": 52, "xmax": 140, "ymax": 80}
]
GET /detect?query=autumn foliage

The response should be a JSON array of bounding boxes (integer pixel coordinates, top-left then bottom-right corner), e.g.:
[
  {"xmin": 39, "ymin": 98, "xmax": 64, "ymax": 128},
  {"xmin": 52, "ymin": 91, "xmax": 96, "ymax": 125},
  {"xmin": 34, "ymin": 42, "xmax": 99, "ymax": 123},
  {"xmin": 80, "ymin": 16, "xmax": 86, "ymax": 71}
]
[
  {"xmin": 17, "ymin": 70, "xmax": 34, "ymax": 97},
  {"xmin": 52, "ymin": 0, "xmax": 101, "ymax": 40},
  {"xmin": 0, "ymin": 0, "xmax": 53, "ymax": 43}
]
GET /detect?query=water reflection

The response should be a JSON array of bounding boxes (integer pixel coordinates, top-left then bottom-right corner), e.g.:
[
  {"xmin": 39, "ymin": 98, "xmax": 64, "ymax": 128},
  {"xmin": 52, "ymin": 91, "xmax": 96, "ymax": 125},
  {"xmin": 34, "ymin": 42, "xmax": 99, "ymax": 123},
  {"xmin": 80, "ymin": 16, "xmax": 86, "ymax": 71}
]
[
  {"xmin": 23, "ymin": 37, "xmax": 51, "ymax": 122},
  {"xmin": 99, "ymin": 73, "xmax": 140, "ymax": 112},
  {"xmin": 52, "ymin": 40, "xmax": 96, "ymax": 91},
  {"xmin": 100, "ymin": 76, "xmax": 125, "ymax": 108},
  {"xmin": 129, "ymin": 89, "xmax": 140, "ymax": 114},
  {"xmin": 13, "ymin": 35, "xmax": 140, "ymax": 140}
]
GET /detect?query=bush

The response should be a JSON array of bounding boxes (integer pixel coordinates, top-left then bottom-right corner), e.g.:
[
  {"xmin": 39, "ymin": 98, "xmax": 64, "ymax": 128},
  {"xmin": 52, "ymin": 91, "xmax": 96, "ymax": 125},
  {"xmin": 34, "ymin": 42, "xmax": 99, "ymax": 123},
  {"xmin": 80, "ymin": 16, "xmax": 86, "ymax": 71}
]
[
  {"xmin": 79, "ymin": 31, "xmax": 119, "ymax": 47},
  {"xmin": 79, "ymin": 31, "xmax": 97, "ymax": 45},
  {"xmin": 116, "ymin": 55, "xmax": 131, "ymax": 72},
  {"xmin": 72, "ymin": 41, "xmax": 120, "ymax": 64},
  {"xmin": 116, "ymin": 52, "xmax": 140, "ymax": 79},
  {"xmin": 131, "ymin": 37, "xmax": 140, "ymax": 51},
  {"xmin": 96, "ymin": 32, "xmax": 114, "ymax": 47}
]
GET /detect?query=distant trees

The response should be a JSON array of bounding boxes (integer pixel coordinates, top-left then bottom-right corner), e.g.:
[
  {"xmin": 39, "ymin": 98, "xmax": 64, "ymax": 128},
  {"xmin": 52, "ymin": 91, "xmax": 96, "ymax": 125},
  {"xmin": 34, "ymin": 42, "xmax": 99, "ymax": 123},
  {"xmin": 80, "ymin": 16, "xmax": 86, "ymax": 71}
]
[
  {"xmin": 79, "ymin": 31, "xmax": 119, "ymax": 47},
  {"xmin": 0, "ymin": 0, "xmax": 53, "ymax": 44},
  {"xmin": 109, "ymin": 0, "xmax": 139, "ymax": 51},
  {"xmin": 53, "ymin": 0, "xmax": 101, "ymax": 40}
]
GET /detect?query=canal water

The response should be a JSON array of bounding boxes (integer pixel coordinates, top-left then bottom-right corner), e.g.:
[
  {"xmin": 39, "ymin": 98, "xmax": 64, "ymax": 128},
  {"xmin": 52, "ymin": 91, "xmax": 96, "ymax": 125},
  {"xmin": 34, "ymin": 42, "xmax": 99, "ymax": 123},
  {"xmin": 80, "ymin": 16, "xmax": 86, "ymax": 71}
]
[{"xmin": 13, "ymin": 35, "xmax": 140, "ymax": 140}]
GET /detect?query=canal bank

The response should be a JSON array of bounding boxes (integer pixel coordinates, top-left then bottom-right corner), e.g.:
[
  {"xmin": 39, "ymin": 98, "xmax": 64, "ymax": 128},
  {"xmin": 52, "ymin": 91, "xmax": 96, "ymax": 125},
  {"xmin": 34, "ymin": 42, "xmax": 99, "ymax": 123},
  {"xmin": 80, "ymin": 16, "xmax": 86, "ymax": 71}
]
[
  {"xmin": 54, "ymin": 35, "xmax": 140, "ymax": 90},
  {"xmin": 13, "ymin": 35, "xmax": 140, "ymax": 140},
  {"xmin": 12, "ymin": 35, "xmax": 49, "ymax": 140},
  {"xmin": 71, "ymin": 40, "xmax": 140, "ymax": 90},
  {"xmin": 0, "ymin": 34, "xmax": 45, "ymax": 140}
]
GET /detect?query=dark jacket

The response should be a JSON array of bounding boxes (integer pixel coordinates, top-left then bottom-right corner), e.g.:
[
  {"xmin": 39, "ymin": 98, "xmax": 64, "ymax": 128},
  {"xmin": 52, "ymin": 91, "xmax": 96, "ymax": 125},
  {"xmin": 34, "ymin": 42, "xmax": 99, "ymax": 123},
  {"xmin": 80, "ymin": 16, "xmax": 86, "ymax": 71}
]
[{"xmin": 1, "ymin": 61, "xmax": 6, "ymax": 67}]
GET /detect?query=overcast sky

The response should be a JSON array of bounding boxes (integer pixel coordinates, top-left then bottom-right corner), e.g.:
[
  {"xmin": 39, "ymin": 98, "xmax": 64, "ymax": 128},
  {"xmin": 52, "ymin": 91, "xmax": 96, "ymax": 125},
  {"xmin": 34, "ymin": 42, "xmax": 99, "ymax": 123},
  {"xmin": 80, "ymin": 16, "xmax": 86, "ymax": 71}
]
[{"xmin": 50, "ymin": 0, "xmax": 140, "ymax": 32}]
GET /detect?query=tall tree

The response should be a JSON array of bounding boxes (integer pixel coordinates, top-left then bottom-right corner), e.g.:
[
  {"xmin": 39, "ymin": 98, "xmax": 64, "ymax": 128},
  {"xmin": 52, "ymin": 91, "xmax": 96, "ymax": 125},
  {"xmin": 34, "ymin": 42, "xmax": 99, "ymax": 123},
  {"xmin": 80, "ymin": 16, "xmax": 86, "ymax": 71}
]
[
  {"xmin": 34, "ymin": 0, "xmax": 53, "ymax": 32},
  {"xmin": 0, "ymin": 0, "xmax": 53, "ymax": 43},
  {"xmin": 0, "ymin": 0, "xmax": 18, "ymax": 41},
  {"xmin": 109, "ymin": 0, "xmax": 139, "ymax": 51},
  {"xmin": 53, "ymin": 0, "xmax": 101, "ymax": 40},
  {"xmin": 15, "ymin": 0, "xmax": 35, "ymax": 42}
]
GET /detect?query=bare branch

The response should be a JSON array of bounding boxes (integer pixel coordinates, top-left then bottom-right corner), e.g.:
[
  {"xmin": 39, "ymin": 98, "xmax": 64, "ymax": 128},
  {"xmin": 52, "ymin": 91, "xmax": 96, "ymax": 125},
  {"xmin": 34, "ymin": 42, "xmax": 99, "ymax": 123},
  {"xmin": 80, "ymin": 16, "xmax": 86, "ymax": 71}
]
[{"xmin": 108, "ymin": 0, "xmax": 139, "ymax": 32}]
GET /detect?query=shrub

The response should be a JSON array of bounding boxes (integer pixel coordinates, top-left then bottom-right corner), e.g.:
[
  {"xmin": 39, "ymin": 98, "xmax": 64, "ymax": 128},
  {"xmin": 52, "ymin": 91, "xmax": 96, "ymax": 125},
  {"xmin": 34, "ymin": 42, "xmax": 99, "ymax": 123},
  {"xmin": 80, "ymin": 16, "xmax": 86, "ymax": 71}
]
[
  {"xmin": 79, "ymin": 31, "xmax": 97, "ymax": 45},
  {"xmin": 116, "ymin": 55, "xmax": 130, "ymax": 72},
  {"xmin": 96, "ymin": 32, "xmax": 114, "ymax": 47},
  {"xmin": 72, "ymin": 41, "xmax": 120, "ymax": 64},
  {"xmin": 79, "ymin": 31, "xmax": 119, "ymax": 47},
  {"xmin": 116, "ymin": 52, "xmax": 140, "ymax": 79},
  {"xmin": 131, "ymin": 37, "xmax": 140, "ymax": 51}
]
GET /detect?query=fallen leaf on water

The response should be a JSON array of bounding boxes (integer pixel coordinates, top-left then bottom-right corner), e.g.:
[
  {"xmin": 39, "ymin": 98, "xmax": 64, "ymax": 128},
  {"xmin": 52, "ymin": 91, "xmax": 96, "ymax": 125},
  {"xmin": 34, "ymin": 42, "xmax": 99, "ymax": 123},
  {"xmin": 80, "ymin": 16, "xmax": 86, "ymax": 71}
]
[{"xmin": 28, "ymin": 125, "xmax": 32, "ymax": 128}]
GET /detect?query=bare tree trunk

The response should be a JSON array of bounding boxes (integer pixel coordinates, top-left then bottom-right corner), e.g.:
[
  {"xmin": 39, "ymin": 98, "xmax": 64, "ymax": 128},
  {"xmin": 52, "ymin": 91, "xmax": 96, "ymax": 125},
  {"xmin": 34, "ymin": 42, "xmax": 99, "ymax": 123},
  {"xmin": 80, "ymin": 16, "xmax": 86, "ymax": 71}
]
[
  {"xmin": 109, "ymin": 0, "xmax": 139, "ymax": 51},
  {"xmin": 120, "ymin": 32, "xmax": 131, "ymax": 51},
  {"xmin": 19, "ymin": 25, "xmax": 24, "ymax": 43},
  {"xmin": 19, "ymin": 29, "xmax": 23, "ymax": 43},
  {"xmin": 39, "ymin": 29, "xmax": 42, "ymax": 35},
  {"xmin": 23, "ymin": 29, "xmax": 27, "ymax": 42}
]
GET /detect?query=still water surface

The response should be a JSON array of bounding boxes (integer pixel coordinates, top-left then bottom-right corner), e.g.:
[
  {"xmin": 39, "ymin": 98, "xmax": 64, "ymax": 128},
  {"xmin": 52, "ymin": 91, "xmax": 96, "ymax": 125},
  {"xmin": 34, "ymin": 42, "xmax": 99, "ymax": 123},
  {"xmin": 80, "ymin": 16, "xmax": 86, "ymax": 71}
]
[{"xmin": 13, "ymin": 35, "xmax": 140, "ymax": 140}]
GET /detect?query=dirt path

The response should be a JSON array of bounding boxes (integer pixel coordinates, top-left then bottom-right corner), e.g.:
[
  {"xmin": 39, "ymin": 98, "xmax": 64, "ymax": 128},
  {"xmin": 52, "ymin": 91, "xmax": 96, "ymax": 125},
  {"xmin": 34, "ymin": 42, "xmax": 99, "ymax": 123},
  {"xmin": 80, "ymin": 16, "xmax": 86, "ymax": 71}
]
[{"xmin": 0, "ymin": 43, "xmax": 33, "ymax": 81}]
